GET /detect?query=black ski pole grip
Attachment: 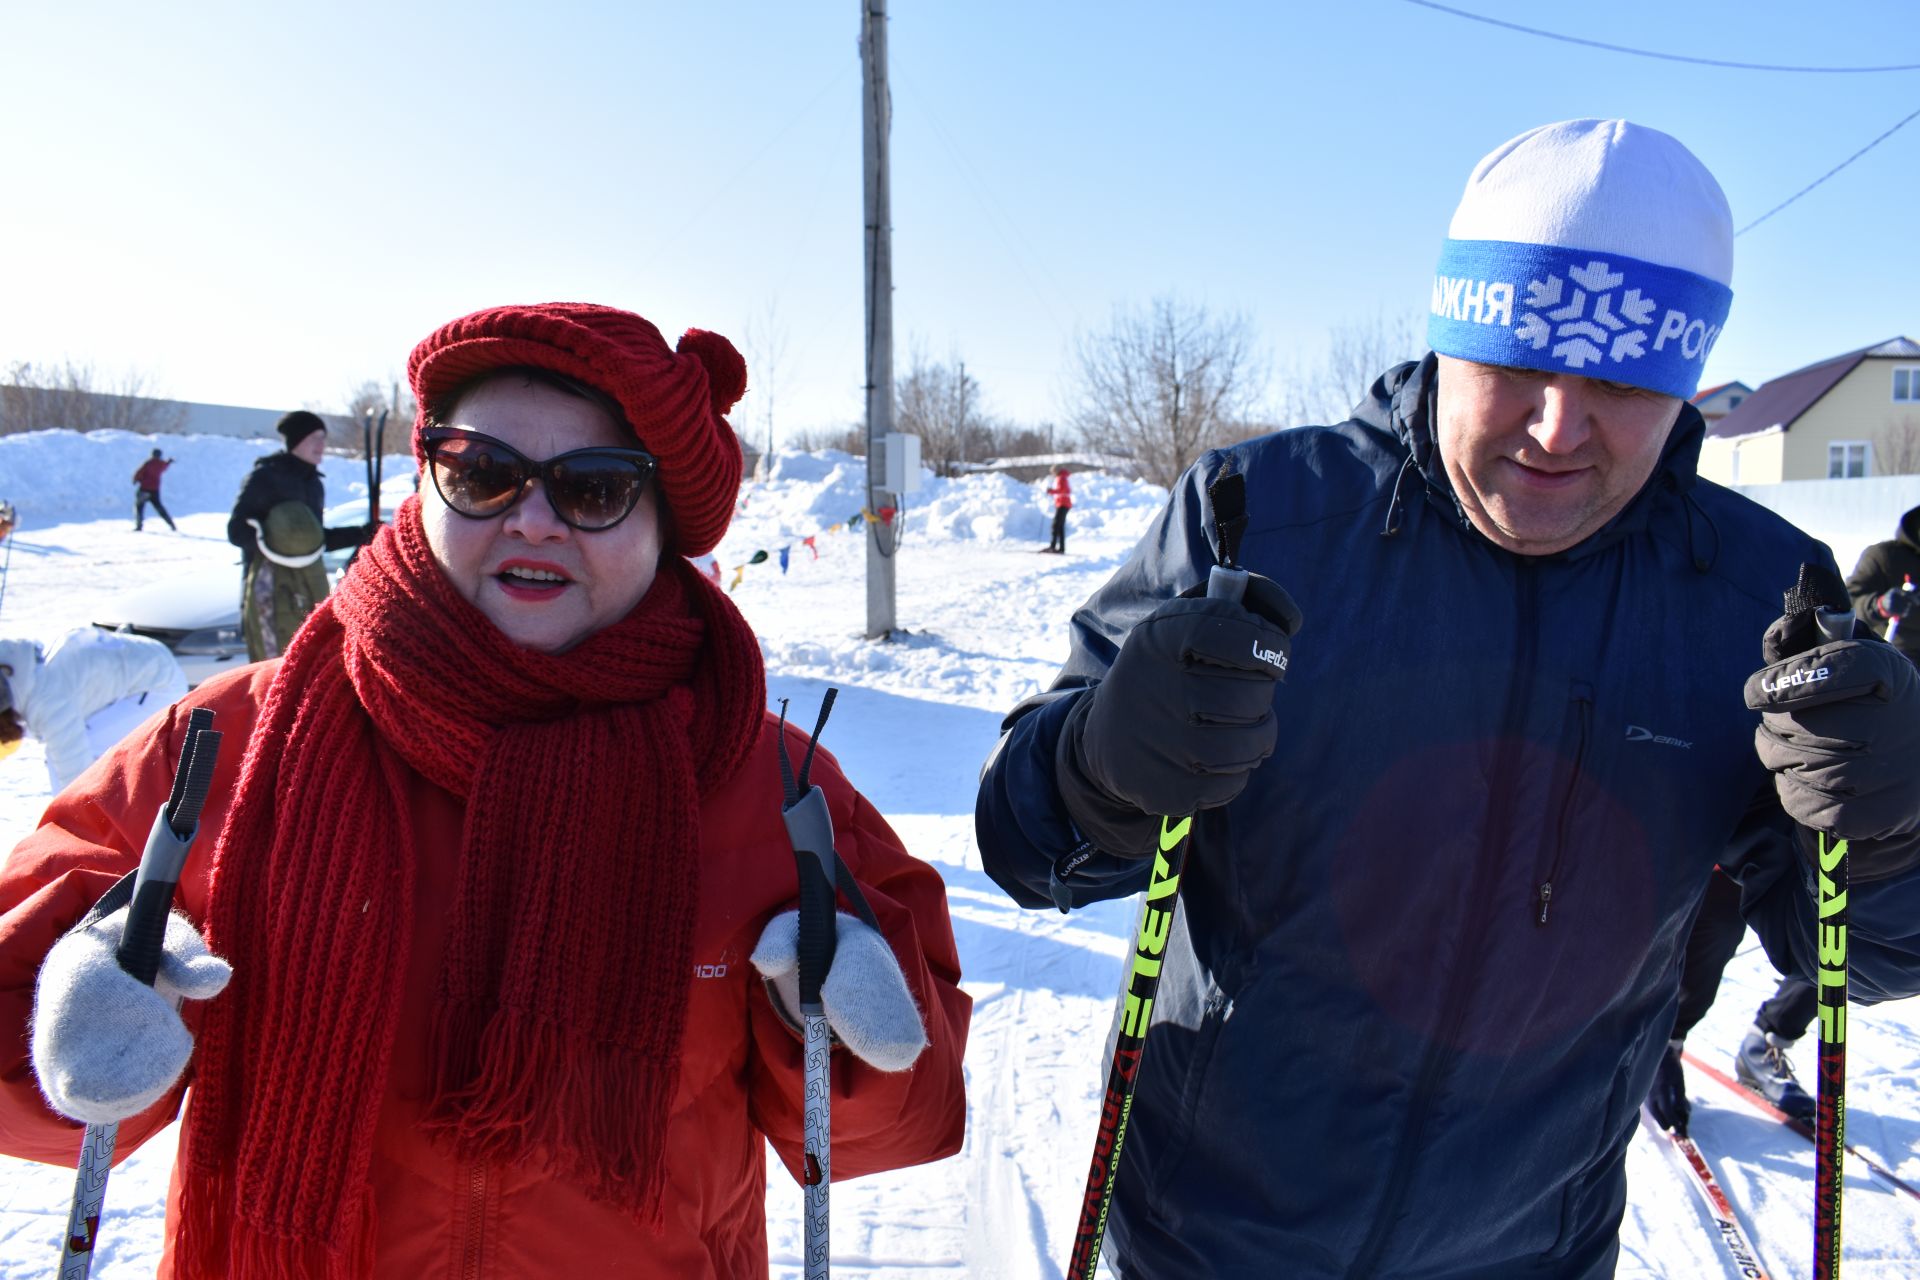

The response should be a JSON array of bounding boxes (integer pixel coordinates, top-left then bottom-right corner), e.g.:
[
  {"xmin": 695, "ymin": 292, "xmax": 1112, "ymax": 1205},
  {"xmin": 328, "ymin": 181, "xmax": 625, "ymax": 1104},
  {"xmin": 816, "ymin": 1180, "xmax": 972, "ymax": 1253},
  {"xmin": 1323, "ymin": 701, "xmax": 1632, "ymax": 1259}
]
[
  {"xmin": 784, "ymin": 786, "xmax": 839, "ymax": 1010},
  {"xmin": 116, "ymin": 814, "xmax": 193, "ymax": 988},
  {"xmin": 1207, "ymin": 564, "xmax": 1248, "ymax": 604},
  {"xmin": 1814, "ymin": 608, "xmax": 1858, "ymax": 644},
  {"xmin": 116, "ymin": 719, "xmax": 221, "ymax": 987}
]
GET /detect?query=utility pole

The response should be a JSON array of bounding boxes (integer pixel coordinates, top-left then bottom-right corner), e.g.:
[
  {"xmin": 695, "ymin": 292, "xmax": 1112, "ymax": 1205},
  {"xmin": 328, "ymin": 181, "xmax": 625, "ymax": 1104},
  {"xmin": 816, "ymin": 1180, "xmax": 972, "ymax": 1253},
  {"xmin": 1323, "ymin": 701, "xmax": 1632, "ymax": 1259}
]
[
  {"xmin": 956, "ymin": 358, "xmax": 968, "ymax": 472},
  {"xmin": 862, "ymin": 0, "xmax": 896, "ymax": 638}
]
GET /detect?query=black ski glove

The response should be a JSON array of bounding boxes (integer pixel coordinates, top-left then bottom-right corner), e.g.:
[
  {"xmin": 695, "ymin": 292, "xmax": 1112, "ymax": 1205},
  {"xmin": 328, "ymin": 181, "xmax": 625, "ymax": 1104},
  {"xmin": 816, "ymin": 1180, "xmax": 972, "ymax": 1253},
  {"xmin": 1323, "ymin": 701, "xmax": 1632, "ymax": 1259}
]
[
  {"xmin": 1056, "ymin": 573, "xmax": 1302, "ymax": 858},
  {"xmin": 1646, "ymin": 1040, "xmax": 1690, "ymax": 1136},
  {"xmin": 1744, "ymin": 610, "xmax": 1920, "ymax": 881}
]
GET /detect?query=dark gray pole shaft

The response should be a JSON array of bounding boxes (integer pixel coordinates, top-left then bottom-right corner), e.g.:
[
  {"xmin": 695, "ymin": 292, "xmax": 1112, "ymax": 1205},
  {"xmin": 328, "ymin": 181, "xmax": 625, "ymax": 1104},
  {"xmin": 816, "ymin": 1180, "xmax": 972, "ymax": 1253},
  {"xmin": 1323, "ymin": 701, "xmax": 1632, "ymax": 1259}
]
[{"xmin": 862, "ymin": 0, "xmax": 896, "ymax": 638}]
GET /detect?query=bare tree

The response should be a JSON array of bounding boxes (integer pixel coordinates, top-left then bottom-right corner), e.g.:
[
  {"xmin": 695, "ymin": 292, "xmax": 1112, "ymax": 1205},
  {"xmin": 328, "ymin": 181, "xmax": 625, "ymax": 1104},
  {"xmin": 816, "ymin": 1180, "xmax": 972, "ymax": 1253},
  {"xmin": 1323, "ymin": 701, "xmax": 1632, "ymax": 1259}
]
[
  {"xmin": 987, "ymin": 421, "xmax": 1060, "ymax": 459},
  {"xmin": 1277, "ymin": 311, "xmax": 1426, "ymax": 428},
  {"xmin": 0, "ymin": 360, "xmax": 186, "ymax": 435},
  {"xmin": 736, "ymin": 301, "xmax": 789, "ymax": 465},
  {"xmin": 896, "ymin": 344, "xmax": 995, "ymax": 477},
  {"xmin": 1874, "ymin": 413, "xmax": 1920, "ymax": 476},
  {"xmin": 1069, "ymin": 297, "xmax": 1265, "ymax": 488},
  {"xmin": 787, "ymin": 422, "xmax": 868, "ymax": 455},
  {"xmin": 332, "ymin": 379, "xmax": 416, "ymax": 457}
]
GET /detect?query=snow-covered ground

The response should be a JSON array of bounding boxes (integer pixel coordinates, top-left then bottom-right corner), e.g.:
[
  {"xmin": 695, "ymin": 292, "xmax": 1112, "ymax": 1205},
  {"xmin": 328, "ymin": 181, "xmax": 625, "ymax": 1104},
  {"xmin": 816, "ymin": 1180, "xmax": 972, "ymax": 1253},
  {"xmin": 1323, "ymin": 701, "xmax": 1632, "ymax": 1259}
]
[{"xmin": 0, "ymin": 430, "xmax": 1915, "ymax": 1278}]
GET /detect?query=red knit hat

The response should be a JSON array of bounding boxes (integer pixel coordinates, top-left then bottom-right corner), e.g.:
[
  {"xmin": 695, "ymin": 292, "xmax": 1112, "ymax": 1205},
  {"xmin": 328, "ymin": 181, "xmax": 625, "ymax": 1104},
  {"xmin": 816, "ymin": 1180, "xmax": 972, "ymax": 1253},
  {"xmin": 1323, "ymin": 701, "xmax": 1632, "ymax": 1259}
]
[{"xmin": 407, "ymin": 302, "xmax": 749, "ymax": 557}]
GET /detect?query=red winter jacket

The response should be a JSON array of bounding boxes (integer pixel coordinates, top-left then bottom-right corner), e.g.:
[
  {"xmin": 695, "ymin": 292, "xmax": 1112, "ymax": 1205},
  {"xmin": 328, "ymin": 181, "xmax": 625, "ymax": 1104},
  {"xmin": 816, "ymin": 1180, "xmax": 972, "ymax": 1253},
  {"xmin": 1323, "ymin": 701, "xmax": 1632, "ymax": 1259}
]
[
  {"xmin": 133, "ymin": 458, "xmax": 170, "ymax": 491},
  {"xmin": 0, "ymin": 662, "xmax": 970, "ymax": 1278},
  {"xmin": 1047, "ymin": 471, "xmax": 1072, "ymax": 510}
]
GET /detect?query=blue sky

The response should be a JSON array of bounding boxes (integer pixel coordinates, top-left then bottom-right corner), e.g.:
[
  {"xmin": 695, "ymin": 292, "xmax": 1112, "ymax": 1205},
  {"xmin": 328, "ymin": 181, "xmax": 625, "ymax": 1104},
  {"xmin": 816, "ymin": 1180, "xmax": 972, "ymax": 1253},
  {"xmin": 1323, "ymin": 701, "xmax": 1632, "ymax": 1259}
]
[{"xmin": 1, "ymin": 2, "xmax": 1914, "ymax": 441}]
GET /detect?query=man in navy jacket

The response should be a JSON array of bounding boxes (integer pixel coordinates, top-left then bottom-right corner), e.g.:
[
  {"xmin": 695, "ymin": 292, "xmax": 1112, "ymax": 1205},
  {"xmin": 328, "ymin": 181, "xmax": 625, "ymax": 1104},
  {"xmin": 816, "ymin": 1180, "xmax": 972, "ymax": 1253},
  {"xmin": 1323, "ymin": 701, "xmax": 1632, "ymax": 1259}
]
[{"xmin": 977, "ymin": 119, "xmax": 1920, "ymax": 1278}]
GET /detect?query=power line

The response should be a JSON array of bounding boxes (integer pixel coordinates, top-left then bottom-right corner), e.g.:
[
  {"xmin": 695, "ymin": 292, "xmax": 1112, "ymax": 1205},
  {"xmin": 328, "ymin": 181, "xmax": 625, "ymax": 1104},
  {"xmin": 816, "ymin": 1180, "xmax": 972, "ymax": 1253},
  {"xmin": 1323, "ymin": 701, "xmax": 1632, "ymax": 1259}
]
[
  {"xmin": 1737, "ymin": 104, "xmax": 1920, "ymax": 235},
  {"xmin": 896, "ymin": 85, "xmax": 1072, "ymax": 342},
  {"xmin": 1401, "ymin": 1, "xmax": 1920, "ymax": 73},
  {"xmin": 635, "ymin": 58, "xmax": 856, "ymax": 280}
]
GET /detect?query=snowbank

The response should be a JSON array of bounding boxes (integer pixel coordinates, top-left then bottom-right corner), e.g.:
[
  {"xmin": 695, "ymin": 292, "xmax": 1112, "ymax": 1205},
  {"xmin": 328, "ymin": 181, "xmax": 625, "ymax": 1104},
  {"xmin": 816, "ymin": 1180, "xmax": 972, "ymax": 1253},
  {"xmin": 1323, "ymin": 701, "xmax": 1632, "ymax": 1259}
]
[{"xmin": 724, "ymin": 448, "xmax": 1166, "ymax": 563}]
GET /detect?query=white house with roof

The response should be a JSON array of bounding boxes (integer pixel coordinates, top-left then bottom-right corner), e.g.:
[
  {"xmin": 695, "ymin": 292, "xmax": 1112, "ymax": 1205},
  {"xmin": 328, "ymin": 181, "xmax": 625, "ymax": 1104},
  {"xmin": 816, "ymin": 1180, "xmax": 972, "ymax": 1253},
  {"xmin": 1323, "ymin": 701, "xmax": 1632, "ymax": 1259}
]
[{"xmin": 1697, "ymin": 338, "xmax": 1920, "ymax": 485}]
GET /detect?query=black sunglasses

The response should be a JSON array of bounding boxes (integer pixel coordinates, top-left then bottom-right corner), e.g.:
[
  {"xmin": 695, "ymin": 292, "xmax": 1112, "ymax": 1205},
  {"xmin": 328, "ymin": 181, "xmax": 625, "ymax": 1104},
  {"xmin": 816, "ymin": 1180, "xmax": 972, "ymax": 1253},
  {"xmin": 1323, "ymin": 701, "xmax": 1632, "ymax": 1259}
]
[{"xmin": 422, "ymin": 428, "xmax": 659, "ymax": 532}]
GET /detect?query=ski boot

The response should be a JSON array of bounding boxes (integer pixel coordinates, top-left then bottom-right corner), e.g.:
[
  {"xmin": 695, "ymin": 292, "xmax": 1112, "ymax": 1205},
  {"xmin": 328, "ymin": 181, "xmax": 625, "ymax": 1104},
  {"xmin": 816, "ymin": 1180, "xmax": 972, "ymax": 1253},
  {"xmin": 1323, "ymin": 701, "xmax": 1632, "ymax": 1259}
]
[{"xmin": 1733, "ymin": 1024, "xmax": 1816, "ymax": 1121}]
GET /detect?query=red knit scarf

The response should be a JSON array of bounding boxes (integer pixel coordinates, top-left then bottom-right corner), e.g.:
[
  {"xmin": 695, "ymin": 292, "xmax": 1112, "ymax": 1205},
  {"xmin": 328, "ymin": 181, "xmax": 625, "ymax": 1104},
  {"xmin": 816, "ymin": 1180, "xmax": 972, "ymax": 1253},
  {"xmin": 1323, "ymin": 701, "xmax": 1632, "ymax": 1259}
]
[{"xmin": 176, "ymin": 497, "xmax": 765, "ymax": 1279}]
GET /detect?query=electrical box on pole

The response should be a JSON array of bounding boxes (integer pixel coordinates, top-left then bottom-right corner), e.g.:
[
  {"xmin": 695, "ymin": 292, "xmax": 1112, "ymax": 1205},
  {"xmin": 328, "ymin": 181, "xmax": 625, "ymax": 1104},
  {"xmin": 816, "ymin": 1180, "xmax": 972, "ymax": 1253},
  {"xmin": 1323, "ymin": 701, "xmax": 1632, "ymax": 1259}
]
[
  {"xmin": 861, "ymin": 0, "xmax": 897, "ymax": 639},
  {"xmin": 881, "ymin": 433, "xmax": 921, "ymax": 495}
]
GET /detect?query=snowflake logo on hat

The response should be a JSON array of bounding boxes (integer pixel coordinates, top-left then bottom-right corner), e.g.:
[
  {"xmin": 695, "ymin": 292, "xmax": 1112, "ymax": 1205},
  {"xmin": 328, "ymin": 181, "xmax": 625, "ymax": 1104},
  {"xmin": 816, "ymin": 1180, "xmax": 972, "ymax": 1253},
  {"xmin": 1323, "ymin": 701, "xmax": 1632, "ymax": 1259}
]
[{"xmin": 1514, "ymin": 260, "xmax": 1659, "ymax": 371}]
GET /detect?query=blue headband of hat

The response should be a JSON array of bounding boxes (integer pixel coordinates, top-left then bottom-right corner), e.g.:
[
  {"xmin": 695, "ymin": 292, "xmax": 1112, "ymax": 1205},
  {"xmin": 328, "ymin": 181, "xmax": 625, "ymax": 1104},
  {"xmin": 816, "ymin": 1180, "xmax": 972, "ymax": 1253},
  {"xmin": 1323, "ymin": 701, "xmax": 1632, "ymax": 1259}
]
[{"xmin": 1427, "ymin": 239, "xmax": 1733, "ymax": 399}]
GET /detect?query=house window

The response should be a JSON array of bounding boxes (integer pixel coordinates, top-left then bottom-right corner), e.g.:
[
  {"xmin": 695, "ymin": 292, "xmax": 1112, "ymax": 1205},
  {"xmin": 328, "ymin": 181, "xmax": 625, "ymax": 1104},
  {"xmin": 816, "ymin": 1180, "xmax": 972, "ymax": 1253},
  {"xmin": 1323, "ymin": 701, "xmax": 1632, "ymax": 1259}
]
[
  {"xmin": 1896, "ymin": 367, "xmax": 1920, "ymax": 402},
  {"xmin": 1829, "ymin": 441, "xmax": 1870, "ymax": 479},
  {"xmin": 1726, "ymin": 393, "xmax": 1743, "ymax": 408}
]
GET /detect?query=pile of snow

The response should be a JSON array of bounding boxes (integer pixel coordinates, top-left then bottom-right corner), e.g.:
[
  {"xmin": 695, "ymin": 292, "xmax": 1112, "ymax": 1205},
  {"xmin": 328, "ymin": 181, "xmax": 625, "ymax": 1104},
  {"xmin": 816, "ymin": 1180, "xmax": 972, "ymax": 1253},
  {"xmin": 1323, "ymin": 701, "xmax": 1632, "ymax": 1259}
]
[
  {"xmin": 0, "ymin": 429, "xmax": 415, "ymax": 529},
  {"xmin": 722, "ymin": 449, "xmax": 1165, "ymax": 564}
]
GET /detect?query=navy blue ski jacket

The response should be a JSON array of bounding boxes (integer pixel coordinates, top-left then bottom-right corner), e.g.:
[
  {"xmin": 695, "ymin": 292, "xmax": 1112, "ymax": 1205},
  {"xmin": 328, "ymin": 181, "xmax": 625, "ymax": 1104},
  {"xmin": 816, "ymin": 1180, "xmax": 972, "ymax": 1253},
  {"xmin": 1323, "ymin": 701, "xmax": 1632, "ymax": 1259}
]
[{"xmin": 977, "ymin": 357, "xmax": 1920, "ymax": 1279}]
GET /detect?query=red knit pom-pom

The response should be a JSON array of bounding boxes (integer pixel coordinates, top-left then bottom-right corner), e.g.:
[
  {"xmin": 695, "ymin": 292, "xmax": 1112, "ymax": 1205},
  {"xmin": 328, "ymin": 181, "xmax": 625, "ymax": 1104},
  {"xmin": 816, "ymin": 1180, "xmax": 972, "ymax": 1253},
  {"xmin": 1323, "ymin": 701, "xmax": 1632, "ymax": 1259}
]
[{"xmin": 676, "ymin": 329, "xmax": 748, "ymax": 416}]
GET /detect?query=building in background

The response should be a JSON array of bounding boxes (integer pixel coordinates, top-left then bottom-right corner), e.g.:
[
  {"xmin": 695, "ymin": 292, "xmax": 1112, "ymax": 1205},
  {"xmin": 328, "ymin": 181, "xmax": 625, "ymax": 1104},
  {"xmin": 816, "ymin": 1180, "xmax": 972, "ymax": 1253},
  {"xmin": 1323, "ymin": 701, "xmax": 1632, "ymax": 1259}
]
[
  {"xmin": 1690, "ymin": 380, "xmax": 1753, "ymax": 429},
  {"xmin": 1697, "ymin": 337, "xmax": 1920, "ymax": 485},
  {"xmin": 0, "ymin": 386, "xmax": 349, "ymax": 441}
]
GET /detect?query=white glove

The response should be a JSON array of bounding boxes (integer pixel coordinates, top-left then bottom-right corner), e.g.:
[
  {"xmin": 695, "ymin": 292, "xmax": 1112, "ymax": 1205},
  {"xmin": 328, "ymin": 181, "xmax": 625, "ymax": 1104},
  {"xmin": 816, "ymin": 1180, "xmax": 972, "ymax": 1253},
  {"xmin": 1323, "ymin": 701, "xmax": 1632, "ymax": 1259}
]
[
  {"xmin": 31, "ymin": 906, "xmax": 232, "ymax": 1124},
  {"xmin": 752, "ymin": 910, "xmax": 927, "ymax": 1072}
]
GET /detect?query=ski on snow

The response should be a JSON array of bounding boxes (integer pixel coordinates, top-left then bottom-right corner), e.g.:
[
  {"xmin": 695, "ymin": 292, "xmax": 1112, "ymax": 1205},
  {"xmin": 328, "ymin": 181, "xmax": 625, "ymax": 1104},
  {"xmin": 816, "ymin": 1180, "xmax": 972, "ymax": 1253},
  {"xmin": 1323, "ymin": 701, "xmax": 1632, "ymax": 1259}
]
[
  {"xmin": 1638, "ymin": 1105, "xmax": 1774, "ymax": 1280},
  {"xmin": 1682, "ymin": 1049, "xmax": 1920, "ymax": 1204}
]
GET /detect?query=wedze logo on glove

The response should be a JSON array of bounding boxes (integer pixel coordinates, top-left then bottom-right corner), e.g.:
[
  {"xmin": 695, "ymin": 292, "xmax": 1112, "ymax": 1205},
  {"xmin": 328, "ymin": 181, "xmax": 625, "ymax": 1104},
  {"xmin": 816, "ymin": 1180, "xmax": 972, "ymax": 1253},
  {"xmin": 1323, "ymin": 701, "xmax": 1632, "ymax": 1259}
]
[
  {"xmin": 1762, "ymin": 665, "xmax": 1831, "ymax": 694},
  {"xmin": 1251, "ymin": 638, "xmax": 1288, "ymax": 673}
]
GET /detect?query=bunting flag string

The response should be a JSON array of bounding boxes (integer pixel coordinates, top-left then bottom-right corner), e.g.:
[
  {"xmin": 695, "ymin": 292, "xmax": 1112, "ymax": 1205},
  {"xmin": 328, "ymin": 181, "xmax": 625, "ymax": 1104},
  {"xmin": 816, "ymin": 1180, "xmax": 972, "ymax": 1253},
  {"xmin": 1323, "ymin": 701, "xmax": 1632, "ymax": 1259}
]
[{"xmin": 716, "ymin": 504, "xmax": 888, "ymax": 593}]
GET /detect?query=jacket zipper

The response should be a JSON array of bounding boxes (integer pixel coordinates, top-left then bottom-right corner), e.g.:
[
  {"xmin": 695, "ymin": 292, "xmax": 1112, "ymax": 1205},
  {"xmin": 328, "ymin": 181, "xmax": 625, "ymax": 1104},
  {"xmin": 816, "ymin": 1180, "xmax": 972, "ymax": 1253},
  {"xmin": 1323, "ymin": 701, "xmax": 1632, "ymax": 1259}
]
[
  {"xmin": 460, "ymin": 1161, "xmax": 488, "ymax": 1280},
  {"xmin": 1537, "ymin": 684, "xmax": 1593, "ymax": 927},
  {"xmin": 1346, "ymin": 567, "xmax": 1539, "ymax": 1277}
]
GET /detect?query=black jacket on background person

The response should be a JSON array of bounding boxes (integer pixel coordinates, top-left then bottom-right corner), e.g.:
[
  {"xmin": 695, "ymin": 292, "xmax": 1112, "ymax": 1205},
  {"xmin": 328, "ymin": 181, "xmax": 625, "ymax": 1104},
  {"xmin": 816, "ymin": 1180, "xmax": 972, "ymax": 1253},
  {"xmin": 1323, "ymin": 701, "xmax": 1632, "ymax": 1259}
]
[
  {"xmin": 225, "ymin": 451, "xmax": 364, "ymax": 569},
  {"xmin": 1846, "ymin": 503, "xmax": 1920, "ymax": 656}
]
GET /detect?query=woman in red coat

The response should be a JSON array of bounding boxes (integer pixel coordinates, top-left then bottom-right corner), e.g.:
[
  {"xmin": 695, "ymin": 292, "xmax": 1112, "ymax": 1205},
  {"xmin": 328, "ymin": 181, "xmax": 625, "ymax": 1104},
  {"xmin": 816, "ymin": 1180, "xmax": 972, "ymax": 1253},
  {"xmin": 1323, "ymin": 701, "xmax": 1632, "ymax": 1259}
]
[{"xmin": 0, "ymin": 303, "xmax": 970, "ymax": 1278}]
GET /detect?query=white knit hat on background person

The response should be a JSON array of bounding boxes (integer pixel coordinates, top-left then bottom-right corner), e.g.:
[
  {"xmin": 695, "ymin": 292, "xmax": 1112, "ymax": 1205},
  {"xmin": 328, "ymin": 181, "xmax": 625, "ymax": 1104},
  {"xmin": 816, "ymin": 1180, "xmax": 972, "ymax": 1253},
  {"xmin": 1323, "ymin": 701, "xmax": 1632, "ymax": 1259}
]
[{"xmin": 1426, "ymin": 119, "xmax": 1734, "ymax": 399}]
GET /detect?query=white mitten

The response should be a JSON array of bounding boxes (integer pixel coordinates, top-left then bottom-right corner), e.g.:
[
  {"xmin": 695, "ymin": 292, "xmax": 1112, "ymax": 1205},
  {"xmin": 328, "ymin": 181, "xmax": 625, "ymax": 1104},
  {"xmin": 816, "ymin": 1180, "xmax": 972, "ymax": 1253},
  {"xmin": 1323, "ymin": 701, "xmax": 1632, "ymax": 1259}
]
[
  {"xmin": 31, "ymin": 906, "xmax": 232, "ymax": 1124},
  {"xmin": 752, "ymin": 910, "xmax": 927, "ymax": 1072}
]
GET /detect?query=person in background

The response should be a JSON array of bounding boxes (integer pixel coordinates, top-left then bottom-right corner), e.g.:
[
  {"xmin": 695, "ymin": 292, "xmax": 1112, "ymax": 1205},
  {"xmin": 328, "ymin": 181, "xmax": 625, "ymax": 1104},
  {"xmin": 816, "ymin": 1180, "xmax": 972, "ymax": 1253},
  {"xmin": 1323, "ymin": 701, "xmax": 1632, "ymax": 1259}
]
[
  {"xmin": 1044, "ymin": 464, "xmax": 1072, "ymax": 554},
  {"xmin": 226, "ymin": 410, "xmax": 371, "ymax": 659},
  {"xmin": 1847, "ymin": 502, "xmax": 1920, "ymax": 656},
  {"xmin": 975, "ymin": 119, "xmax": 1920, "ymax": 1278},
  {"xmin": 1648, "ymin": 514, "xmax": 1920, "ymax": 1135},
  {"xmin": 0, "ymin": 301, "xmax": 969, "ymax": 1278},
  {"xmin": 131, "ymin": 448, "xmax": 176, "ymax": 532},
  {"xmin": 239, "ymin": 501, "xmax": 332, "ymax": 662},
  {"xmin": 0, "ymin": 627, "xmax": 186, "ymax": 791},
  {"xmin": 1648, "ymin": 870, "xmax": 1817, "ymax": 1135}
]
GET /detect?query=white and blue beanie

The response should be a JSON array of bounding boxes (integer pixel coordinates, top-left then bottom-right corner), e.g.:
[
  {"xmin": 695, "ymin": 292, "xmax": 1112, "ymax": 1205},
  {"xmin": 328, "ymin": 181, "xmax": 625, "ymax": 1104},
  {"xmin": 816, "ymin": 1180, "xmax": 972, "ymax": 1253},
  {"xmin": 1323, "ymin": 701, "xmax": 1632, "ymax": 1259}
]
[{"xmin": 1428, "ymin": 119, "xmax": 1733, "ymax": 400}]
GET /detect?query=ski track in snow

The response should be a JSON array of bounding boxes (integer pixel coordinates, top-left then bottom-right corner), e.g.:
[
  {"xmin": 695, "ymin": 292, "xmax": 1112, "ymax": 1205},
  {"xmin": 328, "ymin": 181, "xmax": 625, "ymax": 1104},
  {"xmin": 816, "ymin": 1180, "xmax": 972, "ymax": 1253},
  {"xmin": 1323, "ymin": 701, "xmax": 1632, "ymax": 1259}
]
[{"xmin": 1, "ymin": 435, "xmax": 1917, "ymax": 1278}]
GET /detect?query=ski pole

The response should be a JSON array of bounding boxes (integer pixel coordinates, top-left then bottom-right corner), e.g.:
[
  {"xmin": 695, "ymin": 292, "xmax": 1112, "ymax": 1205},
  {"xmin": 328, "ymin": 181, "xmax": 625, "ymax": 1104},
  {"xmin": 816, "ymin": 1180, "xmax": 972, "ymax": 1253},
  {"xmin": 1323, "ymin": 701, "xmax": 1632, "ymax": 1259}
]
[
  {"xmin": 0, "ymin": 500, "xmax": 15, "ymax": 619},
  {"xmin": 1806, "ymin": 598, "xmax": 1856, "ymax": 1280},
  {"xmin": 58, "ymin": 708, "xmax": 221, "ymax": 1280},
  {"xmin": 1068, "ymin": 469, "xmax": 1249, "ymax": 1279},
  {"xmin": 779, "ymin": 689, "xmax": 842, "ymax": 1280},
  {"xmin": 370, "ymin": 408, "xmax": 389, "ymax": 530}
]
